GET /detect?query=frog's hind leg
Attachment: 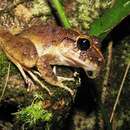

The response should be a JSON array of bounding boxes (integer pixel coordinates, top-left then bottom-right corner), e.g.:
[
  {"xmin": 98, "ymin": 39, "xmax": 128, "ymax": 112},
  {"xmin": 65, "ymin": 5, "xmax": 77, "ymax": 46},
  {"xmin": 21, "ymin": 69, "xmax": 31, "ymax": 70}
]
[
  {"xmin": 36, "ymin": 54, "xmax": 74, "ymax": 96},
  {"xmin": 5, "ymin": 53, "xmax": 52, "ymax": 95},
  {"xmin": 4, "ymin": 53, "xmax": 33, "ymax": 86},
  {"xmin": 24, "ymin": 69, "xmax": 52, "ymax": 95},
  {"xmin": 16, "ymin": 64, "xmax": 52, "ymax": 95},
  {"xmin": 14, "ymin": 62, "xmax": 33, "ymax": 87}
]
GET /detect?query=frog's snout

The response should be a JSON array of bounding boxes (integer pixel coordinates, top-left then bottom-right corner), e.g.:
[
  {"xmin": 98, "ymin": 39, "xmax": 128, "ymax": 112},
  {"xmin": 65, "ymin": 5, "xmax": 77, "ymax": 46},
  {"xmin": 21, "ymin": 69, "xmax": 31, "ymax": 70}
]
[
  {"xmin": 97, "ymin": 55, "xmax": 104, "ymax": 67},
  {"xmin": 93, "ymin": 45, "xmax": 104, "ymax": 66}
]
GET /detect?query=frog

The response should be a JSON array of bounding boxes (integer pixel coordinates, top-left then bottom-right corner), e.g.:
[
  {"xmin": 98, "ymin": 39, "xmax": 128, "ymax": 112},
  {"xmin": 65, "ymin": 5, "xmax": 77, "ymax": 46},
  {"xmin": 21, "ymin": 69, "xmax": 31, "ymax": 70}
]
[{"xmin": 0, "ymin": 24, "xmax": 104, "ymax": 96}]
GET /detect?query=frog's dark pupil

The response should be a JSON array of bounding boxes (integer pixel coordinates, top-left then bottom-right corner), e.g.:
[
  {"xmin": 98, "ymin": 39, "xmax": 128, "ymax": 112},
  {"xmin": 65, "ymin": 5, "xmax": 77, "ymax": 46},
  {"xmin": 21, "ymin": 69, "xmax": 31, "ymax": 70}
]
[{"xmin": 77, "ymin": 38, "xmax": 90, "ymax": 50}]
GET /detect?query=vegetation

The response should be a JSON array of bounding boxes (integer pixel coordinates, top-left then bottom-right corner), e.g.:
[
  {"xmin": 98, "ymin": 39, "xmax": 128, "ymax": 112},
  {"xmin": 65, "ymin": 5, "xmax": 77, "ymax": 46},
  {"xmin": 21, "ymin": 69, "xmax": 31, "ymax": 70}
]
[
  {"xmin": 14, "ymin": 102, "xmax": 52, "ymax": 128},
  {"xmin": 0, "ymin": 0, "xmax": 130, "ymax": 130}
]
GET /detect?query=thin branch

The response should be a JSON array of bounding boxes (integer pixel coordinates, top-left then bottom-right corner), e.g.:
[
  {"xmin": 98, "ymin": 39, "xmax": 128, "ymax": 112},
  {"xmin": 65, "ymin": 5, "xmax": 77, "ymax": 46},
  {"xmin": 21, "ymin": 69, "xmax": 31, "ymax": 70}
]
[
  {"xmin": 0, "ymin": 63, "xmax": 11, "ymax": 102},
  {"xmin": 101, "ymin": 41, "xmax": 113, "ymax": 104},
  {"xmin": 110, "ymin": 62, "xmax": 130, "ymax": 123}
]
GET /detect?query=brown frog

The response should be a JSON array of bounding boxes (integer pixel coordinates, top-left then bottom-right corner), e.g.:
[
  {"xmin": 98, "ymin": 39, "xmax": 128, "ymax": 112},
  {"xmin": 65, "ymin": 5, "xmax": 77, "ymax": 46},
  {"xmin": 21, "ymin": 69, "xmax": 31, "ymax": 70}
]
[{"xmin": 0, "ymin": 24, "xmax": 104, "ymax": 96}]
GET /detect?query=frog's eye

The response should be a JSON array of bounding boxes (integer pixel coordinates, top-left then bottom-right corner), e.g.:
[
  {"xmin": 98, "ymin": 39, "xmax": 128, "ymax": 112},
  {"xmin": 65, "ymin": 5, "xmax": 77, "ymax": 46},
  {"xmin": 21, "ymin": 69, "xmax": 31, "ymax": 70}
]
[{"xmin": 77, "ymin": 38, "xmax": 91, "ymax": 51}]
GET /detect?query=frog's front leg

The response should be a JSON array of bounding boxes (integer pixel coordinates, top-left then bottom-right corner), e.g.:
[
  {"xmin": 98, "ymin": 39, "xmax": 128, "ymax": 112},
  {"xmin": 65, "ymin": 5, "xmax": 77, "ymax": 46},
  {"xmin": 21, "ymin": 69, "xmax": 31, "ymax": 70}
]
[
  {"xmin": 53, "ymin": 66, "xmax": 75, "ymax": 82},
  {"xmin": 33, "ymin": 68, "xmax": 75, "ymax": 82},
  {"xmin": 36, "ymin": 54, "xmax": 74, "ymax": 96}
]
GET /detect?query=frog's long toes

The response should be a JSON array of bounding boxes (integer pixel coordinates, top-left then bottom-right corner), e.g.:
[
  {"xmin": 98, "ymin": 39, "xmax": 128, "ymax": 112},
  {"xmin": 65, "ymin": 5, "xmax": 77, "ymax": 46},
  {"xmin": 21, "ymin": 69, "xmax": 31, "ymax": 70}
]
[
  {"xmin": 25, "ymin": 78, "xmax": 33, "ymax": 87},
  {"xmin": 38, "ymin": 82, "xmax": 52, "ymax": 96},
  {"xmin": 47, "ymin": 90, "xmax": 53, "ymax": 96},
  {"xmin": 39, "ymin": 84, "xmax": 52, "ymax": 95},
  {"xmin": 26, "ymin": 69, "xmax": 53, "ymax": 96},
  {"xmin": 65, "ymin": 87, "xmax": 74, "ymax": 96},
  {"xmin": 60, "ymin": 83, "xmax": 74, "ymax": 96},
  {"xmin": 69, "ymin": 89, "xmax": 74, "ymax": 96}
]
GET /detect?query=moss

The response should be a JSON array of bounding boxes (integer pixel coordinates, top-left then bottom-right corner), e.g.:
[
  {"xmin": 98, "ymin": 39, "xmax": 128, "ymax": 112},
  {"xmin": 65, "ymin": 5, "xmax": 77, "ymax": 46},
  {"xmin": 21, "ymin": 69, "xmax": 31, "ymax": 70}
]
[
  {"xmin": 96, "ymin": 36, "xmax": 130, "ymax": 130},
  {"xmin": 67, "ymin": 0, "xmax": 112, "ymax": 30},
  {"xmin": 31, "ymin": 0, "xmax": 51, "ymax": 22},
  {"xmin": 121, "ymin": 37, "xmax": 130, "ymax": 64},
  {"xmin": 73, "ymin": 111, "xmax": 96, "ymax": 130},
  {"xmin": 14, "ymin": 101, "xmax": 52, "ymax": 128}
]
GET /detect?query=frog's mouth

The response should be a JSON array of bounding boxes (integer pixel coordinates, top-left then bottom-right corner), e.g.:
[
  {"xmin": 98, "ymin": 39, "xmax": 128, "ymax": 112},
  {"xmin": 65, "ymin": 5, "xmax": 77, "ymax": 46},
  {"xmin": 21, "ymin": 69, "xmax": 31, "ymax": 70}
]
[{"xmin": 63, "ymin": 53, "xmax": 100, "ymax": 78}]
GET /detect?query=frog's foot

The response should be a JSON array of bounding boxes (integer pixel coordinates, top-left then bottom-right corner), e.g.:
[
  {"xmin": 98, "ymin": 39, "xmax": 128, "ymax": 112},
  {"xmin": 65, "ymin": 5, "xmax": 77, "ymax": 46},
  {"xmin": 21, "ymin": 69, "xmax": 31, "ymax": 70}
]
[
  {"xmin": 26, "ymin": 69, "xmax": 53, "ymax": 96},
  {"xmin": 32, "ymin": 70, "xmax": 42, "ymax": 77},
  {"xmin": 25, "ymin": 78, "xmax": 34, "ymax": 87}
]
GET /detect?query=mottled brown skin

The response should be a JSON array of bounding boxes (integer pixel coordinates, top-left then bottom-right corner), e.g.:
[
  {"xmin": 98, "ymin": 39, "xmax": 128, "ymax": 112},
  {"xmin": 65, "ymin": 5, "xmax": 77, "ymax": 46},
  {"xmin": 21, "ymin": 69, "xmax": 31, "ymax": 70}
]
[{"xmin": 0, "ymin": 24, "xmax": 104, "ymax": 95}]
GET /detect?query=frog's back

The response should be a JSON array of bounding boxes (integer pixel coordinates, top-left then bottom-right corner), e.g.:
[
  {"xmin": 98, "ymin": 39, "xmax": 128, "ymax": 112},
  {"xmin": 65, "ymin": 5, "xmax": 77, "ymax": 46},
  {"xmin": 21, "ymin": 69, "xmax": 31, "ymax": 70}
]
[
  {"xmin": 19, "ymin": 24, "xmax": 80, "ymax": 47},
  {"xmin": 0, "ymin": 29, "xmax": 38, "ymax": 68}
]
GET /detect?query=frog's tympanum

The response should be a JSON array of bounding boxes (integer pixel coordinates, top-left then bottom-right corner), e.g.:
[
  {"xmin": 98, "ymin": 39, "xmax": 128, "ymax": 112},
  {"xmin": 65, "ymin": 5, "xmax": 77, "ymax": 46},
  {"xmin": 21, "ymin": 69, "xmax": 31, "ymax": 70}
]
[{"xmin": 0, "ymin": 24, "xmax": 104, "ymax": 96}]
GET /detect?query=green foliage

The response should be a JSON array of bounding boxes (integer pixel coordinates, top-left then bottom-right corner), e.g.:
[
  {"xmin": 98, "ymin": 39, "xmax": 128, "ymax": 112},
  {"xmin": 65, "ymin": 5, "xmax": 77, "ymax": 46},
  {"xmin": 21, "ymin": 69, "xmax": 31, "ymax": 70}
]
[
  {"xmin": 69, "ymin": 0, "xmax": 111, "ymax": 30},
  {"xmin": 32, "ymin": 0, "xmax": 51, "ymax": 21},
  {"xmin": 14, "ymin": 102, "xmax": 52, "ymax": 127},
  {"xmin": 52, "ymin": 0, "xmax": 130, "ymax": 41},
  {"xmin": 89, "ymin": 0, "xmax": 130, "ymax": 39},
  {"xmin": 51, "ymin": 0, "xmax": 71, "ymax": 28}
]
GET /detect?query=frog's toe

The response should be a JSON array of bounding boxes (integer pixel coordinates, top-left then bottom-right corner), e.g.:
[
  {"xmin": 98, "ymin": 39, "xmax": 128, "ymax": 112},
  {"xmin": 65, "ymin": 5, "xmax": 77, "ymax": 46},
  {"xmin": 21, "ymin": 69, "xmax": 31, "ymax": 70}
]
[
  {"xmin": 25, "ymin": 69, "xmax": 53, "ymax": 96},
  {"xmin": 25, "ymin": 78, "xmax": 33, "ymax": 87},
  {"xmin": 57, "ymin": 82, "xmax": 74, "ymax": 96},
  {"xmin": 57, "ymin": 76, "xmax": 75, "ymax": 82},
  {"xmin": 63, "ymin": 86, "xmax": 74, "ymax": 96}
]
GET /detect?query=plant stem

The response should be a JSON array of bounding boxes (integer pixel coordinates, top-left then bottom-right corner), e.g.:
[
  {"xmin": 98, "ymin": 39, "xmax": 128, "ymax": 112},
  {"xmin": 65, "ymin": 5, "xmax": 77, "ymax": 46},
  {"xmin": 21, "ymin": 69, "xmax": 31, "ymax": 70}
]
[
  {"xmin": 0, "ymin": 63, "xmax": 10, "ymax": 102},
  {"xmin": 101, "ymin": 41, "xmax": 113, "ymax": 104},
  {"xmin": 110, "ymin": 62, "xmax": 130, "ymax": 123},
  {"xmin": 51, "ymin": 0, "xmax": 71, "ymax": 28}
]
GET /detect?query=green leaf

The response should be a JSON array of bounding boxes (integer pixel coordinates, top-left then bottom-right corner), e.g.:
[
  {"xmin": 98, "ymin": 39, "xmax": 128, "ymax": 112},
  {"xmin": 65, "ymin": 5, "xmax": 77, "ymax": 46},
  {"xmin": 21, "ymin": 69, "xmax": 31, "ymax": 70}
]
[
  {"xmin": 51, "ymin": 0, "xmax": 71, "ymax": 28},
  {"xmin": 89, "ymin": 0, "xmax": 130, "ymax": 39}
]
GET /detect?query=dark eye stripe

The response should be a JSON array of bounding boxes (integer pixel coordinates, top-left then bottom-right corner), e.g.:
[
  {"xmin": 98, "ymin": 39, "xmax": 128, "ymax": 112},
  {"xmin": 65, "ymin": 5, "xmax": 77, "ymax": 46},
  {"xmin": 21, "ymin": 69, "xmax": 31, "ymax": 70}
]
[{"xmin": 77, "ymin": 38, "xmax": 90, "ymax": 51}]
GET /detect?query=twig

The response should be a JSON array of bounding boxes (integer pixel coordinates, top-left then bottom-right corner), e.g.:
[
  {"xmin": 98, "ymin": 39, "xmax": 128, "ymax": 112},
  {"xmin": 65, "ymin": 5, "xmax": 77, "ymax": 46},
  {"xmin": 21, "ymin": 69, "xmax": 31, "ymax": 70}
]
[
  {"xmin": 0, "ymin": 63, "xmax": 10, "ymax": 102},
  {"xmin": 99, "ymin": 41, "xmax": 113, "ymax": 130},
  {"xmin": 51, "ymin": 0, "xmax": 71, "ymax": 28},
  {"xmin": 110, "ymin": 62, "xmax": 130, "ymax": 123},
  {"xmin": 101, "ymin": 41, "xmax": 113, "ymax": 104}
]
